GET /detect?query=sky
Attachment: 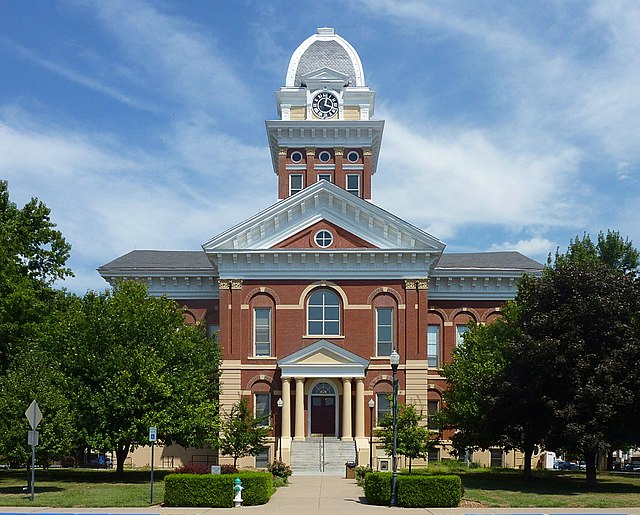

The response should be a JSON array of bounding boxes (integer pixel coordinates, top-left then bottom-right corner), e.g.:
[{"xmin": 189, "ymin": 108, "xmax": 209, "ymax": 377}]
[{"xmin": 2, "ymin": 0, "xmax": 640, "ymax": 294}]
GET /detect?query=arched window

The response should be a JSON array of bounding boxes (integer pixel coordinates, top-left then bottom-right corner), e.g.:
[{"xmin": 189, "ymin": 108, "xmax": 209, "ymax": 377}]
[{"xmin": 307, "ymin": 289, "xmax": 340, "ymax": 336}]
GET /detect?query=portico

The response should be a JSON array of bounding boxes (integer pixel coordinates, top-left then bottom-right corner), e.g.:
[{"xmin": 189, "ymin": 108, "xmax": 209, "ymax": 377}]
[{"xmin": 277, "ymin": 340, "xmax": 369, "ymax": 442}]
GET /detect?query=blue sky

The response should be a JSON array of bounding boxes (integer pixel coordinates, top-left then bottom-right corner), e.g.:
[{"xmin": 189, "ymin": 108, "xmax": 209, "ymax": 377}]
[{"xmin": 2, "ymin": 0, "xmax": 639, "ymax": 294}]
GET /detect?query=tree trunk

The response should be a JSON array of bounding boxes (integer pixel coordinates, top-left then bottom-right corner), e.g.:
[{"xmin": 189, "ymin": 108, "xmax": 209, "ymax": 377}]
[
  {"xmin": 523, "ymin": 445, "xmax": 533, "ymax": 479},
  {"xmin": 409, "ymin": 458, "xmax": 412, "ymax": 474},
  {"xmin": 585, "ymin": 447, "xmax": 598, "ymax": 488},
  {"xmin": 115, "ymin": 443, "xmax": 130, "ymax": 475}
]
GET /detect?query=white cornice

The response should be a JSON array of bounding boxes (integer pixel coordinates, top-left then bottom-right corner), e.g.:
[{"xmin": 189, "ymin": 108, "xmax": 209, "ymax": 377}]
[
  {"xmin": 101, "ymin": 273, "xmax": 219, "ymax": 299},
  {"xmin": 265, "ymin": 119, "xmax": 384, "ymax": 175},
  {"xmin": 202, "ymin": 181, "xmax": 445, "ymax": 253},
  {"xmin": 212, "ymin": 250, "xmax": 440, "ymax": 280}
]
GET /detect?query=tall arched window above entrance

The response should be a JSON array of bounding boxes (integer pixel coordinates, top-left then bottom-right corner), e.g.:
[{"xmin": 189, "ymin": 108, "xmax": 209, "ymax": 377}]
[{"xmin": 307, "ymin": 289, "xmax": 341, "ymax": 336}]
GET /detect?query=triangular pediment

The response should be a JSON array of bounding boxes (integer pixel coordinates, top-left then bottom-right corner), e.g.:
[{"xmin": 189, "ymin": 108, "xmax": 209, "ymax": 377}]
[
  {"xmin": 278, "ymin": 340, "xmax": 369, "ymax": 378},
  {"xmin": 301, "ymin": 67, "xmax": 350, "ymax": 86},
  {"xmin": 274, "ymin": 220, "xmax": 376, "ymax": 250},
  {"xmin": 202, "ymin": 181, "xmax": 445, "ymax": 253}
]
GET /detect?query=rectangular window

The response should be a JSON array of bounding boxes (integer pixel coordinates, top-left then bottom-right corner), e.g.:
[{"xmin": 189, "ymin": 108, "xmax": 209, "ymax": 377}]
[
  {"xmin": 376, "ymin": 308, "xmax": 393, "ymax": 356},
  {"xmin": 254, "ymin": 308, "xmax": 271, "ymax": 356},
  {"xmin": 289, "ymin": 174, "xmax": 303, "ymax": 195},
  {"xmin": 255, "ymin": 447, "xmax": 269, "ymax": 468},
  {"xmin": 346, "ymin": 174, "xmax": 360, "ymax": 196},
  {"xmin": 255, "ymin": 393, "xmax": 270, "ymax": 427},
  {"xmin": 376, "ymin": 393, "xmax": 391, "ymax": 425},
  {"xmin": 427, "ymin": 325, "xmax": 440, "ymax": 368},
  {"xmin": 317, "ymin": 173, "xmax": 332, "ymax": 183},
  {"xmin": 207, "ymin": 324, "xmax": 219, "ymax": 340},
  {"xmin": 490, "ymin": 449, "xmax": 503, "ymax": 468},
  {"xmin": 428, "ymin": 400, "xmax": 440, "ymax": 431},
  {"xmin": 456, "ymin": 324, "xmax": 468, "ymax": 346},
  {"xmin": 428, "ymin": 448, "xmax": 440, "ymax": 462}
]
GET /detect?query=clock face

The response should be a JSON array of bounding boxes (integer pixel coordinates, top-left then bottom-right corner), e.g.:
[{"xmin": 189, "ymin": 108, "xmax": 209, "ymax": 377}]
[{"xmin": 312, "ymin": 92, "xmax": 339, "ymax": 119}]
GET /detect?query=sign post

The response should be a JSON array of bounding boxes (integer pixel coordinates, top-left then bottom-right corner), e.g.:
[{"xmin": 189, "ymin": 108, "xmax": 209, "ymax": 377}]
[
  {"xmin": 25, "ymin": 400, "xmax": 42, "ymax": 502},
  {"xmin": 149, "ymin": 426, "xmax": 157, "ymax": 504}
]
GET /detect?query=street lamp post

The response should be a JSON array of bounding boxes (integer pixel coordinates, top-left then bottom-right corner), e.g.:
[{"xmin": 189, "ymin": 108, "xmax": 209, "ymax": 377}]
[
  {"xmin": 389, "ymin": 349, "xmax": 400, "ymax": 507},
  {"xmin": 368, "ymin": 398, "xmax": 375, "ymax": 470},
  {"xmin": 277, "ymin": 398, "xmax": 283, "ymax": 461}
]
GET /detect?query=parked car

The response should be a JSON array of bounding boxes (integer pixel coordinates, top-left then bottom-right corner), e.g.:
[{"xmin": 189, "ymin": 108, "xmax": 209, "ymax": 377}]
[
  {"xmin": 88, "ymin": 454, "xmax": 113, "ymax": 468},
  {"xmin": 556, "ymin": 461, "xmax": 579, "ymax": 470},
  {"xmin": 624, "ymin": 462, "xmax": 640, "ymax": 472}
]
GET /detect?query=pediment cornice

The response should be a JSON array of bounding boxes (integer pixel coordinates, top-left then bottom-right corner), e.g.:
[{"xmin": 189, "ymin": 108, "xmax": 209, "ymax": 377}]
[{"xmin": 202, "ymin": 181, "xmax": 445, "ymax": 254}]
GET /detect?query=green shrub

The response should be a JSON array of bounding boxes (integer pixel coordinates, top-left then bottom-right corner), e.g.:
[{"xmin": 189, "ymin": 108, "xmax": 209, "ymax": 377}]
[
  {"xmin": 364, "ymin": 472, "xmax": 391, "ymax": 506},
  {"xmin": 164, "ymin": 472, "xmax": 272, "ymax": 507},
  {"xmin": 363, "ymin": 472, "xmax": 461, "ymax": 508},
  {"xmin": 397, "ymin": 474, "xmax": 461, "ymax": 507}
]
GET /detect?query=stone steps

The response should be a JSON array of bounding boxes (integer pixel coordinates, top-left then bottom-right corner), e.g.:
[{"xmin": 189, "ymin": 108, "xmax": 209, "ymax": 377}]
[{"xmin": 291, "ymin": 437, "xmax": 356, "ymax": 476}]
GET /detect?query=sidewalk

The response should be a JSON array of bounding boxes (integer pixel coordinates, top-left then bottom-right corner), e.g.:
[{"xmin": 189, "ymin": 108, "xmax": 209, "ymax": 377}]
[{"xmin": 1, "ymin": 475, "xmax": 639, "ymax": 514}]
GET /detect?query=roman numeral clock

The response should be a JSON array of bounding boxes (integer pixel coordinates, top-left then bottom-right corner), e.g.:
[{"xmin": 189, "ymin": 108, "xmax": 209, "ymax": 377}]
[{"xmin": 312, "ymin": 91, "xmax": 339, "ymax": 119}]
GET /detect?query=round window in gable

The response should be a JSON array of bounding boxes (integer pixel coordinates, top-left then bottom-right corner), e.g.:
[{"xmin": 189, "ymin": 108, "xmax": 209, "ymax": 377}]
[
  {"xmin": 314, "ymin": 229, "xmax": 333, "ymax": 248},
  {"xmin": 347, "ymin": 150, "xmax": 360, "ymax": 163},
  {"xmin": 318, "ymin": 150, "xmax": 332, "ymax": 163},
  {"xmin": 290, "ymin": 150, "xmax": 304, "ymax": 163}
]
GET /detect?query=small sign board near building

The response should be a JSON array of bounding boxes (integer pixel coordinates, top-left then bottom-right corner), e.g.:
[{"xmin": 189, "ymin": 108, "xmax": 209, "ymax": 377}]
[
  {"xmin": 211, "ymin": 465, "xmax": 221, "ymax": 475},
  {"xmin": 149, "ymin": 426, "xmax": 157, "ymax": 442}
]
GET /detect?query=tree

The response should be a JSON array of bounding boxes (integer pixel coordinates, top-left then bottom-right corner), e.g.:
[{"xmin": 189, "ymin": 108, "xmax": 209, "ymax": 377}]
[
  {"xmin": 58, "ymin": 280, "xmax": 221, "ymax": 474},
  {"xmin": 218, "ymin": 398, "xmax": 270, "ymax": 469},
  {"xmin": 442, "ymin": 230, "xmax": 640, "ymax": 485},
  {"xmin": 553, "ymin": 230, "xmax": 639, "ymax": 274},
  {"xmin": 515, "ymin": 256, "xmax": 640, "ymax": 486},
  {"xmin": 442, "ymin": 305, "xmax": 552, "ymax": 478},
  {"xmin": 375, "ymin": 402, "xmax": 435, "ymax": 473},
  {"xmin": 0, "ymin": 345, "xmax": 78, "ymax": 467},
  {"xmin": 0, "ymin": 180, "xmax": 72, "ymax": 371}
]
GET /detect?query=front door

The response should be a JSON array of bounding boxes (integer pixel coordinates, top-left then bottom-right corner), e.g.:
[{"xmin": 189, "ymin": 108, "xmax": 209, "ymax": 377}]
[{"xmin": 311, "ymin": 396, "xmax": 335, "ymax": 435}]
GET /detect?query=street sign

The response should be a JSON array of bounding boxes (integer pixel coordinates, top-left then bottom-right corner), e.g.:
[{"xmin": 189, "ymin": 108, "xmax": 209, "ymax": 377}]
[
  {"xmin": 149, "ymin": 426, "xmax": 157, "ymax": 442},
  {"xmin": 25, "ymin": 400, "xmax": 42, "ymax": 430},
  {"xmin": 27, "ymin": 431, "xmax": 39, "ymax": 446}
]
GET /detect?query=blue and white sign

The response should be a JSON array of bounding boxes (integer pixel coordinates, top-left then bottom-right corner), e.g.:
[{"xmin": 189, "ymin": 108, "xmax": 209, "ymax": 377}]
[{"xmin": 149, "ymin": 426, "xmax": 157, "ymax": 442}]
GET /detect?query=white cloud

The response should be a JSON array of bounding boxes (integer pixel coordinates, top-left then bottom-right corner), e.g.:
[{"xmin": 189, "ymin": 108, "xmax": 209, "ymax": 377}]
[
  {"xmin": 372, "ymin": 113, "xmax": 584, "ymax": 236},
  {"xmin": 88, "ymin": 0, "xmax": 256, "ymax": 116},
  {"xmin": 490, "ymin": 237, "xmax": 556, "ymax": 263}
]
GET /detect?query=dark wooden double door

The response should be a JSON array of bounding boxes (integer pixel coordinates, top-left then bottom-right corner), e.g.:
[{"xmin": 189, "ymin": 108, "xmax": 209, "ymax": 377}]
[{"xmin": 311, "ymin": 395, "xmax": 335, "ymax": 436}]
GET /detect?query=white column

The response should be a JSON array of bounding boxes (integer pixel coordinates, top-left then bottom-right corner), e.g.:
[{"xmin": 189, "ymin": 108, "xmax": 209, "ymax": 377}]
[
  {"xmin": 342, "ymin": 377, "xmax": 352, "ymax": 441},
  {"xmin": 355, "ymin": 377, "xmax": 365, "ymax": 438},
  {"xmin": 294, "ymin": 377, "xmax": 305, "ymax": 440},
  {"xmin": 282, "ymin": 378, "xmax": 291, "ymax": 438}
]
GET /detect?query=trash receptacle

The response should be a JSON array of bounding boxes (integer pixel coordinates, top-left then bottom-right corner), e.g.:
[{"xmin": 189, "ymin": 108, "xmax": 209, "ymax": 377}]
[{"xmin": 345, "ymin": 461, "xmax": 356, "ymax": 479}]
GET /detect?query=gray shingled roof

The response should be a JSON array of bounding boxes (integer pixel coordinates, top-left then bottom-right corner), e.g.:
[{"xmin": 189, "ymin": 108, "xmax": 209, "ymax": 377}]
[
  {"xmin": 98, "ymin": 250, "xmax": 217, "ymax": 274},
  {"xmin": 98, "ymin": 250, "xmax": 542, "ymax": 276},
  {"xmin": 435, "ymin": 251, "xmax": 543, "ymax": 272},
  {"xmin": 294, "ymin": 40, "xmax": 356, "ymax": 87}
]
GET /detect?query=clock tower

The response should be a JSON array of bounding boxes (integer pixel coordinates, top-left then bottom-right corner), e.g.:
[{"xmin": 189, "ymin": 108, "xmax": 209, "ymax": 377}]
[{"xmin": 266, "ymin": 27, "xmax": 384, "ymax": 200}]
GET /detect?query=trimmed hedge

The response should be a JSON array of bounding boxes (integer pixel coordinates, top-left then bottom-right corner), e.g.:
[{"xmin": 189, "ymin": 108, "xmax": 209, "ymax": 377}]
[
  {"xmin": 364, "ymin": 472, "xmax": 462, "ymax": 508},
  {"xmin": 164, "ymin": 472, "xmax": 273, "ymax": 507}
]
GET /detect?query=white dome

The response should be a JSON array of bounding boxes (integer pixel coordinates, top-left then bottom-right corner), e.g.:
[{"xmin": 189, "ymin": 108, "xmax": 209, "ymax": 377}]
[{"xmin": 286, "ymin": 28, "xmax": 365, "ymax": 88}]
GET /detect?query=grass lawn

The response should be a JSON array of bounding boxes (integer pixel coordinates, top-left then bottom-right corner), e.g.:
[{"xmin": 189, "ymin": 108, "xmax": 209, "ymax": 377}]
[
  {"xmin": 458, "ymin": 468, "xmax": 640, "ymax": 507},
  {"xmin": 0, "ymin": 468, "xmax": 169, "ymax": 507}
]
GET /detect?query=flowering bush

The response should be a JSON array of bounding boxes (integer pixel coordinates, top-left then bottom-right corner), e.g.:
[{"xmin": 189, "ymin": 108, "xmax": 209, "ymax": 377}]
[{"xmin": 268, "ymin": 460, "xmax": 292, "ymax": 483}]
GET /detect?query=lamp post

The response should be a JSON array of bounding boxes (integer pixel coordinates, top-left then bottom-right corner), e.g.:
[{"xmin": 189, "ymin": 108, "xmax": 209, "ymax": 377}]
[
  {"xmin": 277, "ymin": 398, "xmax": 283, "ymax": 461},
  {"xmin": 368, "ymin": 398, "xmax": 375, "ymax": 469},
  {"xmin": 389, "ymin": 349, "xmax": 400, "ymax": 507}
]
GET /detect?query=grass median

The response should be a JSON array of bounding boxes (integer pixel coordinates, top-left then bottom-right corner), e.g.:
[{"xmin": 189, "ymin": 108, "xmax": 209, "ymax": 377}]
[
  {"xmin": 455, "ymin": 467, "xmax": 640, "ymax": 507},
  {"xmin": 2, "ymin": 466, "xmax": 640, "ymax": 508},
  {"xmin": 0, "ymin": 468, "xmax": 169, "ymax": 507}
]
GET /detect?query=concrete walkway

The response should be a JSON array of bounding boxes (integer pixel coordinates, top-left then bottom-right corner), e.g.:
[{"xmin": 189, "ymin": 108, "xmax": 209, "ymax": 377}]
[{"xmin": 1, "ymin": 475, "xmax": 639, "ymax": 514}]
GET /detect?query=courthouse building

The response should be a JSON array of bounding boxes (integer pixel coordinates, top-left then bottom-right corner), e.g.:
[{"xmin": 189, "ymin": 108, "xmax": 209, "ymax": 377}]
[{"xmin": 99, "ymin": 28, "xmax": 543, "ymax": 471}]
